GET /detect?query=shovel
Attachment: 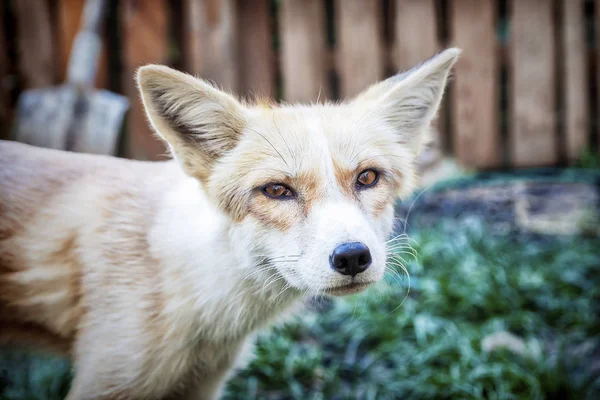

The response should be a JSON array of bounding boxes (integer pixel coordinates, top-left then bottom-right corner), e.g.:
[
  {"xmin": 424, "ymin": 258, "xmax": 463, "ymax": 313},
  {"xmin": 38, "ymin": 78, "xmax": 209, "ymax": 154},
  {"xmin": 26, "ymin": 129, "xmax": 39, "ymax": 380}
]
[{"xmin": 15, "ymin": 0, "xmax": 128, "ymax": 155}]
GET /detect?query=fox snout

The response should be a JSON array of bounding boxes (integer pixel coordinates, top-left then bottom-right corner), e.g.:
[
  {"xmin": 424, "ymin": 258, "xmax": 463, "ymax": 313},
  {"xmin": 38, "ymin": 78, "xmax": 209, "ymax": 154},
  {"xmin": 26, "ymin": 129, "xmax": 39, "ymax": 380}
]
[{"xmin": 330, "ymin": 242, "xmax": 372, "ymax": 277}]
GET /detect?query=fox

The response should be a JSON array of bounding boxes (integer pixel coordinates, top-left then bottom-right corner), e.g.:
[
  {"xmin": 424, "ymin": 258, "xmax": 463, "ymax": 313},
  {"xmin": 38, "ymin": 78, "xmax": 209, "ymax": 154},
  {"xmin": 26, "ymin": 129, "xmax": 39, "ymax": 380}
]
[{"xmin": 0, "ymin": 48, "xmax": 460, "ymax": 399}]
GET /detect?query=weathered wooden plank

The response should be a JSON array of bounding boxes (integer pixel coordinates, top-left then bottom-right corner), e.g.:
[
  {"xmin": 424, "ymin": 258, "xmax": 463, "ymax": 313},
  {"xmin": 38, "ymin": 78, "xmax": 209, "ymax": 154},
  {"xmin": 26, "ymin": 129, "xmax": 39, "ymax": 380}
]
[
  {"xmin": 0, "ymin": 3, "xmax": 9, "ymax": 139},
  {"xmin": 57, "ymin": 0, "xmax": 82, "ymax": 82},
  {"xmin": 596, "ymin": 0, "xmax": 600, "ymax": 153},
  {"xmin": 394, "ymin": 0, "xmax": 438, "ymax": 70},
  {"xmin": 280, "ymin": 0, "xmax": 327, "ymax": 102},
  {"xmin": 335, "ymin": 0, "xmax": 383, "ymax": 99},
  {"xmin": 122, "ymin": 0, "xmax": 169, "ymax": 160},
  {"xmin": 12, "ymin": 0, "xmax": 55, "ymax": 89},
  {"xmin": 394, "ymin": 0, "xmax": 443, "ymax": 164},
  {"xmin": 182, "ymin": 0, "xmax": 203, "ymax": 76},
  {"xmin": 450, "ymin": 0, "xmax": 500, "ymax": 168},
  {"xmin": 183, "ymin": 0, "xmax": 238, "ymax": 92},
  {"xmin": 510, "ymin": 0, "xmax": 557, "ymax": 166},
  {"xmin": 562, "ymin": 0, "xmax": 588, "ymax": 162},
  {"xmin": 236, "ymin": 0, "xmax": 274, "ymax": 98},
  {"xmin": 56, "ymin": 0, "xmax": 108, "ymax": 88}
]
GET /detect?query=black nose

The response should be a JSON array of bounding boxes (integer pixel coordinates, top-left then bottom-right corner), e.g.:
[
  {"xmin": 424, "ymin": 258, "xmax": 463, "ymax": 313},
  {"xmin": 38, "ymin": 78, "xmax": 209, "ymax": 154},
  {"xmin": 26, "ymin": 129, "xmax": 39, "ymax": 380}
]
[{"xmin": 330, "ymin": 242, "xmax": 372, "ymax": 277}]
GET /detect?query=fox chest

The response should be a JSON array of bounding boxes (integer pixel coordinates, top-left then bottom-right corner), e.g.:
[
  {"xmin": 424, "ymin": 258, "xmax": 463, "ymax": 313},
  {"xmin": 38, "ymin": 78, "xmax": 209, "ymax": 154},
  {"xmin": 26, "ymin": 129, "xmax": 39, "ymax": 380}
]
[{"xmin": 131, "ymin": 336, "xmax": 251, "ymax": 398}]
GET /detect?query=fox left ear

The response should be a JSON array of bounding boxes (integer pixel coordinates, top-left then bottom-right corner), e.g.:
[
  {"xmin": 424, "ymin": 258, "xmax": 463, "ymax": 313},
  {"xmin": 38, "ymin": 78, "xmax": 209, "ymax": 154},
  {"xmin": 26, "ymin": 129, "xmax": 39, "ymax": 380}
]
[
  {"xmin": 354, "ymin": 48, "xmax": 461, "ymax": 155},
  {"xmin": 137, "ymin": 65, "xmax": 246, "ymax": 181}
]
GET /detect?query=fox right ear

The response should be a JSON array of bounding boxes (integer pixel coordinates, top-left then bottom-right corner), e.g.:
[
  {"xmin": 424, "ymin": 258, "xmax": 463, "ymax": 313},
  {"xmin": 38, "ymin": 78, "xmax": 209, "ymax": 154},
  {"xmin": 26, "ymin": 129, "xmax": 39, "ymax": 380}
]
[
  {"xmin": 137, "ymin": 65, "xmax": 246, "ymax": 181},
  {"xmin": 352, "ymin": 48, "xmax": 460, "ymax": 156}
]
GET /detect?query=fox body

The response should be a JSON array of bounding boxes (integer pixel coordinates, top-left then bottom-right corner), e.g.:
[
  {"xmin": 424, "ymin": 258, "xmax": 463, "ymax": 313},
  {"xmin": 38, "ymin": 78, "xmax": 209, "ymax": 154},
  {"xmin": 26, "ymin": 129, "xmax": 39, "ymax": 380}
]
[{"xmin": 0, "ymin": 49, "xmax": 460, "ymax": 399}]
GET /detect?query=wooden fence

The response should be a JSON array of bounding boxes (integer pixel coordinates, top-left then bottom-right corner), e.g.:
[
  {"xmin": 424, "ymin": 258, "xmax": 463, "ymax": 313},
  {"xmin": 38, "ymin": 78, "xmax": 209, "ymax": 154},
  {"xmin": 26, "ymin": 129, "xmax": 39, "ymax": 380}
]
[{"xmin": 0, "ymin": 0, "xmax": 598, "ymax": 168}]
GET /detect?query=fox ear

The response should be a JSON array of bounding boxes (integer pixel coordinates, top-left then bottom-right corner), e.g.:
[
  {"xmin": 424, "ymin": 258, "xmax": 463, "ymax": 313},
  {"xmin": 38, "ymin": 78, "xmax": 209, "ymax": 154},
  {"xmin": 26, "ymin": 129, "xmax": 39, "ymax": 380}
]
[
  {"xmin": 354, "ymin": 48, "xmax": 461, "ymax": 155},
  {"xmin": 137, "ymin": 65, "xmax": 246, "ymax": 181}
]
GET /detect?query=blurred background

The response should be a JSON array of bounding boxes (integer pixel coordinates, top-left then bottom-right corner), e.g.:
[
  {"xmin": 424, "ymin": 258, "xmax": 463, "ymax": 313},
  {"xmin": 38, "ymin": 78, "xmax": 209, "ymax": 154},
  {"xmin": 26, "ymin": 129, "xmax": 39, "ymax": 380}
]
[
  {"xmin": 0, "ymin": 0, "xmax": 599, "ymax": 399},
  {"xmin": 0, "ymin": 0, "xmax": 598, "ymax": 167}
]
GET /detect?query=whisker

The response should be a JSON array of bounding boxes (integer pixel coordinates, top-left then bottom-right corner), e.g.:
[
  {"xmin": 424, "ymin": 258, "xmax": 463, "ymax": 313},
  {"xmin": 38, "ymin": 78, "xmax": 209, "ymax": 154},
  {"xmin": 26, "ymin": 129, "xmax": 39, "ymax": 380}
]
[
  {"xmin": 386, "ymin": 242, "xmax": 415, "ymax": 250},
  {"xmin": 348, "ymin": 107, "xmax": 381, "ymax": 164},
  {"xmin": 259, "ymin": 274, "xmax": 287, "ymax": 296},
  {"xmin": 387, "ymin": 247, "xmax": 418, "ymax": 257},
  {"xmin": 272, "ymin": 113, "xmax": 297, "ymax": 170},
  {"xmin": 397, "ymin": 186, "xmax": 433, "ymax": 236},
  {"xmin": 243, "ymin": 259, "xmax": 301, "ymax": 281},
  {"xmin": 245, "ymin": 127, "xmax": 290, "ymax": 169},
  {"xmin": 270, "ymin": 282, "xmax": 292, "ymax": 307}
]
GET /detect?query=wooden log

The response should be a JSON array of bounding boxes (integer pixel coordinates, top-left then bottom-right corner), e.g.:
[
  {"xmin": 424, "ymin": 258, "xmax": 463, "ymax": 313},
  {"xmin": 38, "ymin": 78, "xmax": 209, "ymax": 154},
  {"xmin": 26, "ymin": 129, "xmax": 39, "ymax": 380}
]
[
  {"xmin": 122, "ymin": 0, "xmax": 169, "ymax": 160},
  {"xmin": 562, "ymin": 0, "xmax": 588, "ymax": 162},
  {"xmin": 335, "ymin": 0, "xmax": 383, "ymax": 99},
  {"xmin": 280, "ymin": 0, "xmax": 327, "ymax": 102},
  {"xmin": 450, "ymin": 0, "xmax": 500, "ymax": 168},
  {"xmin": 596, "ymin": 0, "xmax": 600, "ymax": 153},
  {"xmin": 56, "ymin": 0, "xmax": 108, "ymax": 88},
  {"xmin": 0, "ymin": 3, "xmax": 9, "ymax": 139},
  {"xmin": 510, "ymin": 0, "xmax": 557, "ymax": 167},
  {"xmin": 236, "ymin": 0, "xmax": 274, "ymax": 99},
  {"xmin": 394, "ymin": 0, "xmax": 443, "ymax": 163},
  {"xmin": 183, "ymin": 0, "xmax": 238, "ymax": 92},
  {"xmin": 12, "ymin": 0, "xmax": 55, "ymax": 89},
  {"xmin": 394, "ymin": 0, "xmax": 438, "ymax": 70},
  {"xmin": 182, "ymin": 0, "xmax": 203, "ymax": 76}
]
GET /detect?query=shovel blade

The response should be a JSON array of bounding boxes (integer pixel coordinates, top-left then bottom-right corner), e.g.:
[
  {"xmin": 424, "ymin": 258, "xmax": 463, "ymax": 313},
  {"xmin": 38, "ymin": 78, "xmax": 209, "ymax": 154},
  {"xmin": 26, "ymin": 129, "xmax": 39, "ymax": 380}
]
[
  {"xmin": 15, "ymin": 86, "xmax": 129, "ymax": 155},
  {"xmin": 16, "ymin": 86, "xmax": 76, "ymax": 150},
  {"xmin": 71, "ymin": 90, "xmax": 129, "ymax": 155}
]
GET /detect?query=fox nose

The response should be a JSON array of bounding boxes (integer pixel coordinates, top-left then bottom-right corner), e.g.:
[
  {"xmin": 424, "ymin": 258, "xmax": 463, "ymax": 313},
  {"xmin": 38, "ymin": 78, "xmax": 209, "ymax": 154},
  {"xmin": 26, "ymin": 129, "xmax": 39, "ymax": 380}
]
[{"xmin": 330, "ymin": 242, "xmax": 372, "ymax": 277}]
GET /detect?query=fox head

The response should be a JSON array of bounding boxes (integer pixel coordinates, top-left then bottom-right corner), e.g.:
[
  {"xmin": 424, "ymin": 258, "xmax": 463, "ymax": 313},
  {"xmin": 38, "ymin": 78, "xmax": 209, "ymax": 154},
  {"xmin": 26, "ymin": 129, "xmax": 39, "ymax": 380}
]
[{"xmin": 138, "ymin": 48, "xmax": 460, "ymax": 297}]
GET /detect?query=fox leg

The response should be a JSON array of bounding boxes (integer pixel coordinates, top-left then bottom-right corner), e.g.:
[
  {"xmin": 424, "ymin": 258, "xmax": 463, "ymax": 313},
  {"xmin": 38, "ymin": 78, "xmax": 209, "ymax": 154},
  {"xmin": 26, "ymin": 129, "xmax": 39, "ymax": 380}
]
[{"xmin": 179, "ymin": 368, "xmax": 232, "ymax": 400}]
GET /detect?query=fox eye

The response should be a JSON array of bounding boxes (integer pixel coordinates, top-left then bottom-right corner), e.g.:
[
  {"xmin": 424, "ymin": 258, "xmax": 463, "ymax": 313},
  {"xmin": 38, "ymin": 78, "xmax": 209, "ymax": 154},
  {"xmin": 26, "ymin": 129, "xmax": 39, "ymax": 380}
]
[
  {"xmin": 356, "ymin": 169, "xmax": 379, "ymax": 189},
  {"xmin": 262, "ymin": 184, "xmax": 295, "ymax": 199}
]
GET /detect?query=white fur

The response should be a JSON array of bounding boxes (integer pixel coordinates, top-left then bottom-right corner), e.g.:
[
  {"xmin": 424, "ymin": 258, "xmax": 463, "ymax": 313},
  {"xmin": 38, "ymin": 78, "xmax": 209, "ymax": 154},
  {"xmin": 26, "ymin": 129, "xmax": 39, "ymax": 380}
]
[{"xmin": 0, "ymin": 48, "xmax": 460, "ymax": 400}]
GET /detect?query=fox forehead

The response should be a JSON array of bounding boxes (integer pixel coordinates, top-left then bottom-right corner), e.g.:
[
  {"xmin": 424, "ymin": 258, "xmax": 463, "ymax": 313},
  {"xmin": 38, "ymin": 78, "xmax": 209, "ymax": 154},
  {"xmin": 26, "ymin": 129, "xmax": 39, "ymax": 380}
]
[
  {"xmin": 238, "ymin": 104, "xmax": 403, "ymax": 181},
  {"xmin": 207, "ymin": 104, "xmax": 405, "ymax": 230},
  {"xmin": 137, "ymin": 48, "xmax": 461, "ymax": 221}
]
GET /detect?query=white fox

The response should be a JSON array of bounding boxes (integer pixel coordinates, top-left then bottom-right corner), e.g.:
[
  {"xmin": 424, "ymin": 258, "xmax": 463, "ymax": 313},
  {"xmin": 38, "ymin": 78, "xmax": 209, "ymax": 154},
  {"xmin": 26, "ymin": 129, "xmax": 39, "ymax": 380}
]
[{"xmin": 0, "ymin": 48, "xmax": 460, "ymax": 399}]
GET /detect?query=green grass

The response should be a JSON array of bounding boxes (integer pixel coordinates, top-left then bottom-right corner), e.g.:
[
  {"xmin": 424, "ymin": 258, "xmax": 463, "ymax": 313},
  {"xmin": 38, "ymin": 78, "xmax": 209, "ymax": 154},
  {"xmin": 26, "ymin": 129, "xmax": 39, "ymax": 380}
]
[
  {"xmin": 575, "ymin": 150, "xmax": 600, "ymax": 169},
  {"xmin": 0, "ymin": 353, "xmax": 71, "ymax": 400},
  {"xmin": 224, "ymin": 221, "xmax": 600, "ymax": 400},
  {"xmin": 1, "ymin": 220, "xmax": 599, "ymax": 399}
]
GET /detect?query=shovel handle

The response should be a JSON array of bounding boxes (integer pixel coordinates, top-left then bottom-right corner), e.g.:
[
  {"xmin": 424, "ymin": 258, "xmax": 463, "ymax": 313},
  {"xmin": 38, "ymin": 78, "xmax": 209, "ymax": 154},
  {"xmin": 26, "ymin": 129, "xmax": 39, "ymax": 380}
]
[{"xmin": 66, "ymin": 0, "xmax": 108, "ymax": 87}]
